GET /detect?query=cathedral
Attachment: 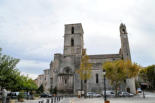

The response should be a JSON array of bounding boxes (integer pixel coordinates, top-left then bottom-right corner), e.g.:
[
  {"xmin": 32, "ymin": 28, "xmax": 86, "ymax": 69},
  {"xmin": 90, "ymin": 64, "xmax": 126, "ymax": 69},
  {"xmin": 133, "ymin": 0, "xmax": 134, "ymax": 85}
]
[{"xmin": 50, "ymin": 23, "xmax": 136, "ymax": 95}]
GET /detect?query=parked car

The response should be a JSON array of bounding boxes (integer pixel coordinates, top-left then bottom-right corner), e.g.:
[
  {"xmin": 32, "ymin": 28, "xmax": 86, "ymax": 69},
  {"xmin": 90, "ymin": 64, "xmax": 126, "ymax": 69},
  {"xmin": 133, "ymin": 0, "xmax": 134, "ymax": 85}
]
[
  {"xmin": 102, "ymin": 90, "xmax": 115, "ymax": 97},
  {"xmin": 7, "ymin": 92, "xmax": 19, "ymax": 99},
  {"xmin": 137, "ymin": 88, "xmax": 142, "ymax": 93},
  {"xmin": 40, "ymin": 93, "xmax": 51, "ymax": 98},
  {"xmin": 86, "ymin": 92, "xmax": 101, "ymax": 97},
  {"xmin": 118, "ymin": 92, "xmax": 134, "ymax": 97}
]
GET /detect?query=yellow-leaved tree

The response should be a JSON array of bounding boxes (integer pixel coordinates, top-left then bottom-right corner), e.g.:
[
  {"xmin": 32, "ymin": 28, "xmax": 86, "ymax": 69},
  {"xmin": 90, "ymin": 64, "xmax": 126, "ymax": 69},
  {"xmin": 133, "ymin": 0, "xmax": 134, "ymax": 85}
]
[
  {"xmin": 76, "ymin": 49, "xmax": 92, "ymax": 93},
  {"xmin": 103, "ymin": 60, "xmax": 140, "ymax": 96}
]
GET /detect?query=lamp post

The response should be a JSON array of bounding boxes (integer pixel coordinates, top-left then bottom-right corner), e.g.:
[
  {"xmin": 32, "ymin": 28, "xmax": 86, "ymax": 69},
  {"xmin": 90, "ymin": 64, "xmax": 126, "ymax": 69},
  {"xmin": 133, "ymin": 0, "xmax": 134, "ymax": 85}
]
[{"xmin": 103, "ymin": 69, "xmax": 107, "ymax": 102}]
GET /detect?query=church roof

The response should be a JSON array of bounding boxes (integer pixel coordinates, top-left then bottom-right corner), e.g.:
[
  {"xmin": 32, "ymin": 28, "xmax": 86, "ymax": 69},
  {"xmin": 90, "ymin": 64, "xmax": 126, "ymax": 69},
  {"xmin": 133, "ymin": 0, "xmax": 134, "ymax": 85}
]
[{"xmin": 88, "ymin": 54, "xmax": 122, "ymax": 59}]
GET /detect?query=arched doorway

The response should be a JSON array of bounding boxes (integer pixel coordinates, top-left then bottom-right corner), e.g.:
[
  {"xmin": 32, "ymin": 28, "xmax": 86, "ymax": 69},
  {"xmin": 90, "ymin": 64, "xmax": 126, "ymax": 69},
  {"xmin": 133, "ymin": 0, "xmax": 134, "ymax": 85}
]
[{"xmin": 57, "ymin": 67, "xmax": 74, "ymax": 94}]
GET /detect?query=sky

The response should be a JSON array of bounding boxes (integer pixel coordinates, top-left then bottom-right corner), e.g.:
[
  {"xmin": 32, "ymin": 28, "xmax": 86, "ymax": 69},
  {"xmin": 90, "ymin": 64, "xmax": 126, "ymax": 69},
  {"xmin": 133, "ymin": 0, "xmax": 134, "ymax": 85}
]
[{"xmin": 0, "ymin": 0, "xmax": 155, "ymax": 79}]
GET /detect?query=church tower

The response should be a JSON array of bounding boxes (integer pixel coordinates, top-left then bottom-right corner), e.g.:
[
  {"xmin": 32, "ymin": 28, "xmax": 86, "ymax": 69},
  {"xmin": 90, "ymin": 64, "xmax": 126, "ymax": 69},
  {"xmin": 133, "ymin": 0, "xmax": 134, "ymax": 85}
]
[
  {"xmin": 63, "ymin": 23, "xmax": 84, "ymax": 56},
  {"xmin": 120, "ymin": 23, "xmax": 136, "ymax": 94},
  {"xmin": 120, "ymin": 23, "xmax": 131, "ymax": 60}
]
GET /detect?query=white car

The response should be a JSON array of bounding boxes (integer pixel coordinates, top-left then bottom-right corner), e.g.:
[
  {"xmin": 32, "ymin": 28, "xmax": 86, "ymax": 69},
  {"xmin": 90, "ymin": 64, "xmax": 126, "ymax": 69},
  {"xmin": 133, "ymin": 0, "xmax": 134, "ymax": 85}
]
[
  {"xmin": 86, "ymin": 92, "xmax": 101, "ymax": 97},
  {"xmin": 137, "ymin": 88, "xmax": 142, "ymax": 93},
  {"xmin": 102, "ymin": 90, "xmax": 115, "ymax": 97},
  {"xmin": 119, "ymin": 92, "xmax": 134, "ymax": 97}
]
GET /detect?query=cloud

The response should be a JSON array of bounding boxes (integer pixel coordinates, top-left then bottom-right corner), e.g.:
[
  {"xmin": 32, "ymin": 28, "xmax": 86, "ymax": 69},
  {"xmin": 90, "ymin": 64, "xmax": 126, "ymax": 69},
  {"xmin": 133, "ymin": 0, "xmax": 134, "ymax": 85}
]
[
  {"xmin": 17, "ymin": 59, "xmax": 49, "ymax": 74},
  {"xmin": 21, "ymin": 72, "xmax": 38, "ymax": 80},
  {"xmin": 0, "ymin": 0, "xmax": 155, "ymax": 76}
]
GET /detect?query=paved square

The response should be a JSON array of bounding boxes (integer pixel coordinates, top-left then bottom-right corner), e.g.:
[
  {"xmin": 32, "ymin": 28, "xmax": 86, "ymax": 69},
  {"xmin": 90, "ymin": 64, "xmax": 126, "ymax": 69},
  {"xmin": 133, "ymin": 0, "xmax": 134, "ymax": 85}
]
[{"xmin": 60, "ymin": 97, "xmax": 155, "ymax": 103}]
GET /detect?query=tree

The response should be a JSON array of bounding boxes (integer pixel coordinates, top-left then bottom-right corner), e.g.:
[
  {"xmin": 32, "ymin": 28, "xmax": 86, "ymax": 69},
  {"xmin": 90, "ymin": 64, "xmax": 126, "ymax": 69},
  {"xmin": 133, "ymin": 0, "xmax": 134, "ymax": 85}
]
[
  {"xmin": 146, "ymin": 65, "xmax": 155, "ymax": 89},
  {"xmin": 0, "ymin": 48, "xmax": 38, "ymax": 92},
  {"xmin": 37, "ymin": 84, "xmax": 44, "ymax": 94},
  {"xmin": 103, "ymin": 60, "xmax": 140, "ymax": 96},
  {"xmin": 0, "ymin": 48, "xmax": 19, "ymax": 89},
  {"xmin": 139, "ymin": 65, "xmax": 155, "ymax": 89},
  {"xmin": 53, "ymin": 87, "xmax": 57, "ymax": 95},
  {"xmin": 76, "ymin": 49, "xmax": 92, "ymax": 93}
]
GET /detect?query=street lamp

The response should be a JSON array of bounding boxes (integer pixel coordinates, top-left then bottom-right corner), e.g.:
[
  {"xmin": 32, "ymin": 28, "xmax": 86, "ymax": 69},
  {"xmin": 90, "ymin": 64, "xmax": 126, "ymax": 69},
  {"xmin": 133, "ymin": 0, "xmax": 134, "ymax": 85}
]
[{"xmin": 103, "ymin": 69, "xmax": 107, "ymax": 102}]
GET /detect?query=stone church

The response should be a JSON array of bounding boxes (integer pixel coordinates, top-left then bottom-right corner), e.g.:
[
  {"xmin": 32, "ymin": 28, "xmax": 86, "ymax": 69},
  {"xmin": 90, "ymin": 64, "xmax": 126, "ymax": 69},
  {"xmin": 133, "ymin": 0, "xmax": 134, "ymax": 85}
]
[{"xmin": 50, "ymin": 23, "xmax": 136, "ymax": 95}]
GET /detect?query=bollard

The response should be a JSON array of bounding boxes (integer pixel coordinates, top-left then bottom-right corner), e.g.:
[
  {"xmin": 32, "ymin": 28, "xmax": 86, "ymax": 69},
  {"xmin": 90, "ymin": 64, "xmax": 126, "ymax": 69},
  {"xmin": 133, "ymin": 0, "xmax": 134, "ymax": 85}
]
[
  {"xmin": 46, "ymin": 99, "xmax": 49, "ymax": 103},
  {"xmin": 51, "ymin": 97, "xmax": 53, "ymax": 103},
  {"xmin": 59, "ymin": 96, "xmax": 60, "ymax": 101},
  {"xmin": 57, "ymin": 96, "xmax": 59, "ymax": 101},
  {"xmin": 54, "ymin": 97, "xmax": 56, "ymax": 103}
]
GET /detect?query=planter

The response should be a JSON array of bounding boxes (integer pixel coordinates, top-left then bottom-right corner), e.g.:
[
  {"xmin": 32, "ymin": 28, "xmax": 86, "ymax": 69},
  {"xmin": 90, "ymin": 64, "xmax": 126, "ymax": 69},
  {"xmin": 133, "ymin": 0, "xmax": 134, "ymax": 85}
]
[
  {"xmin": 18, "ymin": 98, "xmax": 24, "ymax": 102},
  {"xmin": 105, "ymin": 101, "xmax": 110, "ymax": 103},
  {"xmin": 9, "ymin": 99, "xmax": 16, "ymax": 103},
  {"xmin": 33, "ymin": 97, "xmax": 39, "ymax": 100}
]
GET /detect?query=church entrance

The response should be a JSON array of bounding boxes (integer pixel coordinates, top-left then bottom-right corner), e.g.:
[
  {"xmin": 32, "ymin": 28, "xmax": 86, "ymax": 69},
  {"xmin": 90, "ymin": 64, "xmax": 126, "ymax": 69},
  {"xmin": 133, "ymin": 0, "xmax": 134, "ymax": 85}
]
[{"xmin": 57, "ymin": 67, "xmax": 74, "ymax": 94}]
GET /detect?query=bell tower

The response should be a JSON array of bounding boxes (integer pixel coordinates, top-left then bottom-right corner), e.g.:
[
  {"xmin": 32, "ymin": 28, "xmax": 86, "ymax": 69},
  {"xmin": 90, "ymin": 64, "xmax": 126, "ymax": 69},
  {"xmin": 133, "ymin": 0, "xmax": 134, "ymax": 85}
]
[
  {"xmin": 120, "ymin": 23, "xmax": 136, "ymax": 94},
  {"xmin": 120, "ymin": 23, "xmax": 131, "ymax": 60},
  {"xmin": 63, "ymin": 23, "xmax": 84, "ymax": 56}
]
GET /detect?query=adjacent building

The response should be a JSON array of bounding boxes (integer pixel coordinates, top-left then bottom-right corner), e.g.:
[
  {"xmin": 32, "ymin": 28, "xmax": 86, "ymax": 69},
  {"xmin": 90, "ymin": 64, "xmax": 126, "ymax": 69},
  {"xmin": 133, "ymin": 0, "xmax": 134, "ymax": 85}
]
[{"xmin": 35, "ymin": 69, "xmax": 51, "ymax": 93}]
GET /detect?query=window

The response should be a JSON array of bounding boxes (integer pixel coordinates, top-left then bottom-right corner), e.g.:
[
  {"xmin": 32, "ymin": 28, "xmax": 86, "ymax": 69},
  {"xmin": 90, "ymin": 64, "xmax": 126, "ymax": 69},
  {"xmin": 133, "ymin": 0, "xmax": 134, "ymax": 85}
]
[
  {"xmin": 71, "ymin": 38, "xmax": 74, "ymax": 46},
  {"xmin": 71, "ymin": 27, "xmax": 74, "ymax": 34},
  {"xmin": 96, "ymin": 74, "xmax": 99, "ymax": 83},
  {"xmin": 124, "ymin": 80, "xmax": 126, "ymax": 83},
  {"xmin": 65, "ymin": 79, "xmax": 67, "ymax": 84},
  {"xmin": 84, "ymin": 80, "xmax": 87, "ymax": 83}
]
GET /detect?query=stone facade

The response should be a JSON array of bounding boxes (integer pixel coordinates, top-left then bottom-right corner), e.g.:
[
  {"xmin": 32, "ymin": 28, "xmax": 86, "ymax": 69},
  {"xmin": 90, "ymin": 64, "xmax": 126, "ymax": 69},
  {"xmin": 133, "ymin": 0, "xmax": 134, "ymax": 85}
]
[
  {"xmin": 35, "ymin": 74, "xmax": 44, "ymax": 88},
  {"xmin": 49, "ymin": 23, "xmax": 136, "ymax": 95},
  {"xmin": 35, "ymin": 69, "xmax": 51, "ymax": 93},
  {"xmin": 43, "ymin": 69, "xmax": 51, "ymax": 93}
]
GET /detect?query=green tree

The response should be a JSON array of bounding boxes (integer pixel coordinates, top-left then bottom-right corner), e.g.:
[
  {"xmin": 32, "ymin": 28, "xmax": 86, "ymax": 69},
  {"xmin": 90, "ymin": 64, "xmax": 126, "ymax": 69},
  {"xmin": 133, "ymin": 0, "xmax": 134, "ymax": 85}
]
[
  {"xmin": 0, "ymin": 48, "xmax": 37, "ymax": 92},
  {"xmin": 139, "ymin": 65, "xmax": 155, "ymax": 89},
  {"xmin": 37, "ymin": 84, "xmax": 44, "ymax": 94},
  {"xmin": 53, "ymin": 87, "xmax": 57, "ymax": 95},
  {"xmin": 0, "ymin": 48, "xmax": 19, "ymax": 89},
  {"xmin": 146, "ymin": 65, "xmax": 155, "ymax": 89},
  {"xmin": 76, "ymin": 49, "xmax": 92, "ymax": 93},
  {"xmin": 103, "ymin": 60, "xmax": 140, "ymax": 96}
]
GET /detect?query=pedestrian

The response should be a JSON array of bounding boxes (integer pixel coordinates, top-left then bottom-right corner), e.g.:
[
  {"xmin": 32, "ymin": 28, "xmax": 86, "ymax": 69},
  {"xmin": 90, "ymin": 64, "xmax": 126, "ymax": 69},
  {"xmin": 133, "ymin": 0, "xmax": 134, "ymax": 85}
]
[{"xmin": 2, "ymin": 88, "xmax": 7, "ymax": 103}]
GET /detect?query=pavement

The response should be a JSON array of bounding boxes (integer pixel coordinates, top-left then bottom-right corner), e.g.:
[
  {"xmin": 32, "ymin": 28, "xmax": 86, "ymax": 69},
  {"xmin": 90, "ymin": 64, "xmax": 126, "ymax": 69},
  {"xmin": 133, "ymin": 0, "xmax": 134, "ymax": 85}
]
[
  {"xmin": 14, "ymin": 91, "xmax": 155, "ymax": 103},
  {"xmin": 59, "ymin": 92, "xmax": 155, "ymax": 103},
  {"xmin": 60, "ymin": 97, "xmax": 155, "ymax": 103}
]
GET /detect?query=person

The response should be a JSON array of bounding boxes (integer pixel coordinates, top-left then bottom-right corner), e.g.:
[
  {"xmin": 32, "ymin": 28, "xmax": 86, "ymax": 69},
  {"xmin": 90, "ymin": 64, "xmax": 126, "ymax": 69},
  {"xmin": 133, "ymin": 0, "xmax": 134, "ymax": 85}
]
[{"xmin": 2, "ymin": 88, "xmax": 7, "ymax": 103}]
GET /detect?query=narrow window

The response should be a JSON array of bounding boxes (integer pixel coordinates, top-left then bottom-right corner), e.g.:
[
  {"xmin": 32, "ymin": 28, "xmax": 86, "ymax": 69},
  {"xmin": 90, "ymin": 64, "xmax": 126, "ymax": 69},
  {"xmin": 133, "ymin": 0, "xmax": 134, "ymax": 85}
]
[
  {"xmin": 124, "ymin": 80, "xmax": 126, "ymax": 83},
  {"xmin": 65, "ymin": 79, "xmax": 67, "ymax": 84},
  {"xmin": 71, "ymin": 38, "xmax": 74, "ymax": 46},
  {"xmin": 96, "ymin": 74, "xmax": 99, "ymax": 83},
  {"xmin": 71, "ymin": 27, "xmax": 74, "ymax": 34},
  {"xmin": 84, "ymin": 80, "xmax": 87, "ymax": 83}
]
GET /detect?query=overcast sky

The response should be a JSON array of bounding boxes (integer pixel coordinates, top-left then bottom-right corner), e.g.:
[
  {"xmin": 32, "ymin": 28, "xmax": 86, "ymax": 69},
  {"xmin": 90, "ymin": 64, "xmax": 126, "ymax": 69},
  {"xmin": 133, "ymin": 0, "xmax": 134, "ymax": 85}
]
[{"xmin": 0, "ymin": 0, "xmax": 155, "ymax": 79}]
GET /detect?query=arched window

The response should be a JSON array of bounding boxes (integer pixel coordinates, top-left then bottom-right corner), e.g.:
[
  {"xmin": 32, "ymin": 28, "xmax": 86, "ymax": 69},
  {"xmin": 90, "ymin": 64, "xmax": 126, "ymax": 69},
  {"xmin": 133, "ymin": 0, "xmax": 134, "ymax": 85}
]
[
  {"xmin": 71, "ymin": 27, "xmax": 74, "ymax": 34},
  {"xmin": 96, "ymin": 74, "xmax": 99, "ymax": 83},
  {"xmin": 63, "ymin": 67, "xmax": 72, "ymax": 74},
  {"xmin": 71, "ymin": 38, "xmax": 74, "ymax": 46}
]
